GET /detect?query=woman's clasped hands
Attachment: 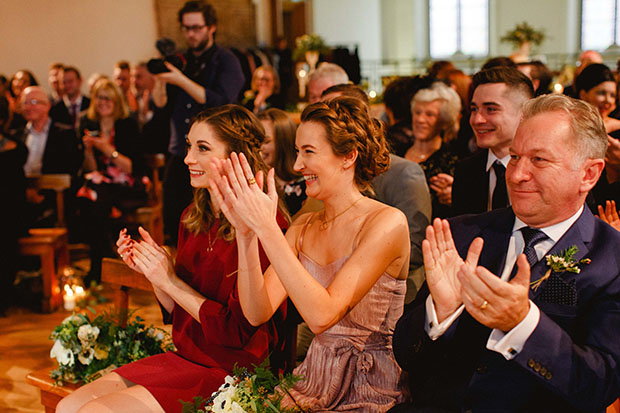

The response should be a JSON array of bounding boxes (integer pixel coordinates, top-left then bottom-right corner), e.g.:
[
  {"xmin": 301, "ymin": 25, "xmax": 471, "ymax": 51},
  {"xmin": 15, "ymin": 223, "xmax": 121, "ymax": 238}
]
[
  {"xmin": 208, "ymin": 152, "xmax": 279, "ymax": 238},
  {"xmin": 116, "ymin": 227, "xmax": 176, "ymax": 290}
]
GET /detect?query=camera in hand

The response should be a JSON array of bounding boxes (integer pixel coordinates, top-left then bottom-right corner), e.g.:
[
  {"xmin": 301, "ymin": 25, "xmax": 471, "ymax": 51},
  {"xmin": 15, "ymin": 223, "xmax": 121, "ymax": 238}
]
[{"xmin": 147, "ymin": 37, "xmax": 186, "ymax": 74}]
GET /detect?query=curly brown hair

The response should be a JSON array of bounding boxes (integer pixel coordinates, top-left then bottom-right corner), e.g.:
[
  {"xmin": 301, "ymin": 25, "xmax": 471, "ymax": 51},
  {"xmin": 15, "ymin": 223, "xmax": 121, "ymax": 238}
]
[
  {"xmin": 300, "ymin": 96, "xmax": 390, "ymax": 193},
  {"xmin": 182, "ymin": 105, "xmax": 287, "ymax": 240}
]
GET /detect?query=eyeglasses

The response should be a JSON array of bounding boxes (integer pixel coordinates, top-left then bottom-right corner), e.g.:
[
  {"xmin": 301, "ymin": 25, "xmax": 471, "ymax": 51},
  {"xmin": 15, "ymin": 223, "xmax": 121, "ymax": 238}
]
[
  {"xmin": 181, "ymin": 24, "xmax": 207, "ymax": 33},
  {"xmin": 23, "ymin": 98, "xmax": 46, "ymax": 106},
  {"xmin": 96, "ymin": 95, "xmax": 113, "ymax": 102}
]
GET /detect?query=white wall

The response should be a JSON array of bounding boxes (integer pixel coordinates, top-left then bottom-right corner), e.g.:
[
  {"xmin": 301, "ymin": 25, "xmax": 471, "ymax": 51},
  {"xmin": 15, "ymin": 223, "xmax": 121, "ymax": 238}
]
[
  {"xmin": 312, "ymin": 0, "xmax": 382, "ymax": 61},
  {"xmin": 0, "ymin": 0, "xmax": 158, "ymax": 96}
]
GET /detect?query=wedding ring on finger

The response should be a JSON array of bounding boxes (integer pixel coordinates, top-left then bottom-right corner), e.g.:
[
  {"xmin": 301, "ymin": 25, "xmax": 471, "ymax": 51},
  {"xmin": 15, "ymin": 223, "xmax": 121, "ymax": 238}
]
[
  {"xmin": 120, "ymin": 254, "xmax": 124, "ymax": 259},
  {"xmin": 247, "ymin": 177, "xmax": 257, "ymax": 185},
  {"xmin": 479, "ymin": 300, "xmax": 488, "ymax": 310}
]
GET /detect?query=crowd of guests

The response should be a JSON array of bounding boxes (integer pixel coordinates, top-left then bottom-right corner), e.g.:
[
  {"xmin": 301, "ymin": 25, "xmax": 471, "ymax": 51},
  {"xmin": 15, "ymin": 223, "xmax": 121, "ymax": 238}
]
[{"xmin": 3, "ymin": 0, "xmax": 620, "ymax": 411}]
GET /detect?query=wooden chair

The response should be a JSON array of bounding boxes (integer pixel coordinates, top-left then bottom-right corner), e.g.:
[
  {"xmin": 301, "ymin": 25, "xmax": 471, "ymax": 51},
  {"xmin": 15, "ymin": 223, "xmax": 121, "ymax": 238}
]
[
  {"xmin": 19, "ymin": 174, "xmax": 71, "ymax": 312},
  {"xmin": 123, "ymin": 153, "xmax": 166, "ymax": 245}
]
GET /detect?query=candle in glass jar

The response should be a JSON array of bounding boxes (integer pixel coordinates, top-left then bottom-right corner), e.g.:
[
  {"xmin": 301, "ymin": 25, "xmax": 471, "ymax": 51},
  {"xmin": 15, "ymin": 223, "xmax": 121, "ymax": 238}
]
[{"xmin": 63, "ymin": 284, "xmax": 76, "ymax": 311}]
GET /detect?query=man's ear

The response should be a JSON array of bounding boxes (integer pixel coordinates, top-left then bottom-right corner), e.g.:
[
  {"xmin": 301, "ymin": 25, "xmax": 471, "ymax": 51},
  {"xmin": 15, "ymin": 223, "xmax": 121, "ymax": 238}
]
[
  {"xmin": 580, "ymin": 158, "xmax": 605, "ymax": 193},
  {"xmin": 343, "ymin": 148, "xmax": 358, "ymax": 169}
]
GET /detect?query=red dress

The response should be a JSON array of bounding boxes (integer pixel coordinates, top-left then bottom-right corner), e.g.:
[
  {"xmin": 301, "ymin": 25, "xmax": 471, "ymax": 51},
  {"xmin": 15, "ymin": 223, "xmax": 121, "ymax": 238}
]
[{"xmin": 115, "ymin": 213, "xmax": 287, "ymax": 412}]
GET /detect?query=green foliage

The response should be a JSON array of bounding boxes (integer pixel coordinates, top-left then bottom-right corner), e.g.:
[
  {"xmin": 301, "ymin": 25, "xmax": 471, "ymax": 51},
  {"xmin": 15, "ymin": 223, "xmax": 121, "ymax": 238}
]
[
  {"xmin": 181, "ymin": 359, "xmax": 307, "ymax": 412},
  {"xmin": 49, "ymin": 309, "xmax": 174, "ymax": 384},
  {"xmin": 501, "ymin": 22, "xmax": 546, "ymax": 47},
  {"xmin": 292, "ymin": 33, "xmax": 329, "ymax": 61}
]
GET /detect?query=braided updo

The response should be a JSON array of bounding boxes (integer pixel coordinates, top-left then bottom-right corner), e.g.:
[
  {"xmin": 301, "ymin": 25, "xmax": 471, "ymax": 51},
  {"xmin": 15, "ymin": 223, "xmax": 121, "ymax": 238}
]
[
  {"xmin": 301, "ymin": 96, "xmax": 390, "ymax": 193},
  {"xmin": 183, "ymin": 104, "xmax": 274, "ymax": 238}
]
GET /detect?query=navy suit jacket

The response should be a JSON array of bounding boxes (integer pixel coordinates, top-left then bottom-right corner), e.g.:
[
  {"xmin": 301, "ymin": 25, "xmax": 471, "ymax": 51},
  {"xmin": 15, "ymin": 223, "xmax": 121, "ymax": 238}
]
[
  {"xmin": 393, "ymin": 207, "xmax": 620, "ymax": 412},
  {"xmin": 49, "ymin": 96, "xmax": 91, "ymax": 128},
  {"xmin": 451, "ymin": 149, "xmax": 489, "ymax": 216}
]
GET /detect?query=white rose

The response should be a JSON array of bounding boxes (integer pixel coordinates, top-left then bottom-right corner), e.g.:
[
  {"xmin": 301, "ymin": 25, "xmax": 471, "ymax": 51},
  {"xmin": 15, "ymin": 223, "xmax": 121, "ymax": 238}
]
[
  {"xmin": 50, "ymin": 340, "xmax": 75, "ymax": 366},
  {"xmin": 78, "ymin": 347, "xmax": 95, "ymax": 365},
  {"xmin": 77, "ymin": 325, "xmax": 100, "ymax": 345},
  {"xmin": 230, "ymin": 401, "xmax": 246, "ymax": 413}
]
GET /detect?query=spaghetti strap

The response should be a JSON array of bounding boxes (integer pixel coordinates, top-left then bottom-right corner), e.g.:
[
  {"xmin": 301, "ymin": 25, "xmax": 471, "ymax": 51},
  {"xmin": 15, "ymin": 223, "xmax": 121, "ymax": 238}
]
[{"xmin": 296, "ymin": 212, "xmax": 316, "ymax": 252}]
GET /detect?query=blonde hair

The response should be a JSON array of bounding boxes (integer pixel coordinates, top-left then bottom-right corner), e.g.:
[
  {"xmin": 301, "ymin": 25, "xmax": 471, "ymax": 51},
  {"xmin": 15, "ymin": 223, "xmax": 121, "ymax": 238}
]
[
  {"xmin": 251, "ymin": 65, "xmax": 280, "ymax": 94},
  {"xmin": 87, "ymin": 78, "xmax": 129, "ymax": 121}
]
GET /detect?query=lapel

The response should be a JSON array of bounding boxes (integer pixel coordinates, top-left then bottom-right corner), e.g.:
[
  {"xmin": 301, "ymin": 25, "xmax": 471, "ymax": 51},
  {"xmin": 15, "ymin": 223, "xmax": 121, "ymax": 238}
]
[
  {"xmin": 528, "ymin": 207, "xmax": 594, "ymax": 300},
  {"xmin": 470, "ymin": 150, "xmax": 490, "ymax": 213},
  {"xmin": 477, "ymin": 208, "xmax": 515, "ymax": 275}
]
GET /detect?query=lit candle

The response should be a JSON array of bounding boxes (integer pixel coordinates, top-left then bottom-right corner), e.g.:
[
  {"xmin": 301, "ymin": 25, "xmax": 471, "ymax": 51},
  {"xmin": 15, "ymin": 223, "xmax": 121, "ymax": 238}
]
[{"xmin": 63, "ymin": 284, "xmax": 76, "ymax": 311}]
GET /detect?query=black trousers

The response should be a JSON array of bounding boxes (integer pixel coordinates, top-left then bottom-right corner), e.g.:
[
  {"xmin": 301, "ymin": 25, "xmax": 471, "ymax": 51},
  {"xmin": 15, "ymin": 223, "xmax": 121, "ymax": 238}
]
[{"xmin": 163, "ymin": 154, "xmax": 193, "ymax": 246}]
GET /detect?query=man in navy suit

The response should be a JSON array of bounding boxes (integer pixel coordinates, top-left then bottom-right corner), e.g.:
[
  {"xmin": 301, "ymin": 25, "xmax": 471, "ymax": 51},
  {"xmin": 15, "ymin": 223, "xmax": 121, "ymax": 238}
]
[
  {"xmin": 49, "ymin": 66, "xmax": 90, "ymax": 129},
  {"xmin": 392, "ymin": 94, "xmax": 620, "ymax": 411},
  {"xmin": 451, "ymin": 67, "xmax": 534, "ymax": 216}
]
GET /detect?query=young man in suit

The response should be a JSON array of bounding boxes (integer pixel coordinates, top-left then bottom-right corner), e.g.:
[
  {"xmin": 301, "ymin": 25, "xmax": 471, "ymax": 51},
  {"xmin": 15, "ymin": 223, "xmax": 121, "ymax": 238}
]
[
  {"xmin": 49, "ymin": 66, "xmax": 90, "ymax": 129},
  {"xmin": 393, "ymin": 94, "xmax": 620, "ymax": 411},
  {"xmin": 451, "ymin": 67, "xmax": 534, "ymax": 216}
]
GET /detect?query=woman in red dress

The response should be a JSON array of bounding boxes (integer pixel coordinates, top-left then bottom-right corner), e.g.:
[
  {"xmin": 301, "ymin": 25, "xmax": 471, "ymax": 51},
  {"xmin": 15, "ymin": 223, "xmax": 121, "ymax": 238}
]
[{"xmin": 57, "ymin": 105, "xmax": 287, "ymax": 413}]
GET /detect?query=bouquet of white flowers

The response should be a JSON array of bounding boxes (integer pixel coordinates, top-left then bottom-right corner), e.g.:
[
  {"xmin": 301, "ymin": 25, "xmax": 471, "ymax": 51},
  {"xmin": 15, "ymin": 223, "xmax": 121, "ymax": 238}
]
[
  {"xmin": 181, "ymin": 360, "xmax": 306, "ymax": 413},
  {"xmin": 49, "ymin": 310, "xmax": 174, "ymax": 384}
]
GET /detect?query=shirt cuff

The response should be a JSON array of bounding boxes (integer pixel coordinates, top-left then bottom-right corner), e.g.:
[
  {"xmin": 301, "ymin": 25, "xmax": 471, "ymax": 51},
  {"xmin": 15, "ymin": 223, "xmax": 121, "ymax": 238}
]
[
  {"xmin": 425, "ymin": 295, "xmax": 465, "ymax": 340},
  {"xmin": 486, "ymin": 300, "xmax": 540, "ymax": 360}
]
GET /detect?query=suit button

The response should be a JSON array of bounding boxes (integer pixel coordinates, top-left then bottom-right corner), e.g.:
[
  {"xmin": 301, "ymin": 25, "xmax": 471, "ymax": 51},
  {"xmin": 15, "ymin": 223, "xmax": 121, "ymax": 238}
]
[
  {"xmin": 184, "ymin": 118, "xmax": 190, "ymax": 124},
  {"xmin": 475, "ymin": 364, "xmax": 488, "ymax": 374},
  {"xmin": 186, "ymin": 103, "xmax": 191, "ymax": 109},
  {"xmin": 528, "ymin": 358, "xmax": 535, "ymax": 368},
  {"xmin": 534, "ymin": 362, "xmax": 541, "ymax": 372},
  {"xmin": 545, "ymin": 372, "xmax": 552, "ymax": 380},
  {"xmin": 540, "ymin": 367, "xmax": 547, "ymax": 376}
]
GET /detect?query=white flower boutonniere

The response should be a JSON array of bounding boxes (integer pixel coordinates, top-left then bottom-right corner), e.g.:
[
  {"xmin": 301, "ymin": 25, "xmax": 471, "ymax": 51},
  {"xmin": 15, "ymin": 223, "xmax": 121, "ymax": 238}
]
[{"xmin": 530, "ymin": 245, "xmax": 591, "ymax": 291}]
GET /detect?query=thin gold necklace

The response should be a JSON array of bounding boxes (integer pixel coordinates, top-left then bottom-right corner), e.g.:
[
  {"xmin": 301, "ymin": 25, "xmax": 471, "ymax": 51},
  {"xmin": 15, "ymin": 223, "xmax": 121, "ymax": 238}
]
[
  {"xmin": 320, "ymin": 196, "xmax": 364, "ymax": 230},
  {"xmin": 206, "ymin": 230, "xmax": 217, "ymax": 252}
]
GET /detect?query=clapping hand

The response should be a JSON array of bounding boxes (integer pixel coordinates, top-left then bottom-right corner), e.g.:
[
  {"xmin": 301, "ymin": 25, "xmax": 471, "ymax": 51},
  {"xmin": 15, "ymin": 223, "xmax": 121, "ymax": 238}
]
[
  {"xmin": 598, "ymin": 200, "xmax": 620, "ymax": 232},
  {"xmin": 429, "ymin": 173, "xmax": 454, "ymax": 206},
  {"xmin": 209, "ymin": 152, "xmax": 279, "ymax": 238},
  {"xmin": 422, "ymin": 218, "xmax": 482, "ymax": 322}
]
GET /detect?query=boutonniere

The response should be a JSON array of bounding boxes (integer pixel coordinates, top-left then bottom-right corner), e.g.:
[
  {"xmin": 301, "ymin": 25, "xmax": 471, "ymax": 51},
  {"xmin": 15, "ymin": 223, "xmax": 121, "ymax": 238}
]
[{"xmin": 530, "ymin": 245, "xmax": 591, "ymax": 291}]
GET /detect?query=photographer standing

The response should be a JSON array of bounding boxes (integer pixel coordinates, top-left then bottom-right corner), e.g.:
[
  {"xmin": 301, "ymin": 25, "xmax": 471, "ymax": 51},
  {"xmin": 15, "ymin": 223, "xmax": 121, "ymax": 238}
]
[{"xmin": 153, "ymin": 0, "xmax": 245, "ymax": 245}]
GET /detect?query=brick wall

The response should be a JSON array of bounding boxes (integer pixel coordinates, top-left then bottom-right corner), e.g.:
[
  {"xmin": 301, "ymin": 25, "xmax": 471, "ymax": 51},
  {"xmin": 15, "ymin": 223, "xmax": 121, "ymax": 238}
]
[{"xmin": 154, "ymin": 0, "xmax": 257, "ymax": 50}]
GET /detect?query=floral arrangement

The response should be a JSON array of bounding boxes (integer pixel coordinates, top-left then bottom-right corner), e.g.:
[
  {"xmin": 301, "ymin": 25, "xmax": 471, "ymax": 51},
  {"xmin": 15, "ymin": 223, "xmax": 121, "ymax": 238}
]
[
  {"xmin": 530, "ymin": 245, "xmax": 591, "ymax": 291},
  {"xmin": 181, "ymin": 360, "xmax": 306, "ymax": 413},
  {"xmin": 293, "ymin": 33, "xmax": 329, "ymax": 61},
  {"xmin": 49, "ymin": 310, "xmax": 174, "ymax": 384},
  {"xmin": 501, "ymin": 22, "xmax": 546, "ymax": 47}
]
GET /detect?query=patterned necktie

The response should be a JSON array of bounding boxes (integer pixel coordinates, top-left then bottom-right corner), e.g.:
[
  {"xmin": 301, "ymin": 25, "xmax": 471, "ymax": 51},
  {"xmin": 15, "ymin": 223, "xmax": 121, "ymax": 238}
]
[
  {"xmin": 491, "ymin": 161, "xmax": 508, "ymax": 209},
  {"xmin": 520, "ymin": 227, "xmax": 548, "ymax": 267},
  {"xmin": 70, "ymin": 103, "xmax": 79, "ymax": 126}
]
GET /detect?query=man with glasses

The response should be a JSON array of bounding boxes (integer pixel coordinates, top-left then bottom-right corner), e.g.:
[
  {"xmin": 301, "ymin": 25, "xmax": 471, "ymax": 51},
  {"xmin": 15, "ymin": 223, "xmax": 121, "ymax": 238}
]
[{"xmin": 153, "ymin": 0, "xmax": 245, "ymax": 245}]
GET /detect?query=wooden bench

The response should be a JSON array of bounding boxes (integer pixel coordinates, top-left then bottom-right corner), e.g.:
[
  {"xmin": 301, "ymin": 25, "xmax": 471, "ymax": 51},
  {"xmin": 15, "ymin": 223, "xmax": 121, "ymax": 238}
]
[
  {"xmin": 26, "ymin": 368, "xmax": 79, "ymax": 413},
  {"xmin": 19, "ymin": 174, "xmax": 72, "ymax": 312}
]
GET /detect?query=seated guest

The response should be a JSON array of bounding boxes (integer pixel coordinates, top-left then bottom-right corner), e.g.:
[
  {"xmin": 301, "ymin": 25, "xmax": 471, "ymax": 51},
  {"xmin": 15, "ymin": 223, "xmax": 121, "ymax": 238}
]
[
  {"xmin": 47, "ymin": 62, "xmax": 64, "ymax": 104},
  {"xmin": 427, "ymin": 60, "xmax": 456, "ymax": 80},
  {"xmin": 7, "ymin": 69, "xmax": 38, "ymax": 135},
  {"xmin": 452, "ymin": 67, "xmax": 534, "ymax": 216},
  {"xmin": 132, "ymin": 61, "xmax": 170, "ymax": 154},
  {"xmin": 307, "ymin": 62, "xmax": 349, "ymax": 104},
  {"xmin": 243, "ymin": 65, "xmax": 284, "ymax": 113},
  {"xmin": 256, "ymin": 108, "xmax": 306, "ymax": 215},
  {"xmin": 49, "ymin": 66, "xmax": 90, "ymax": 129},
  {"xmin": 57, "ymin": 105, "xmax": 287, "ymax": 413},
  {"xmin": 0, "ymin": 96, "xmax": 27, "ymax": 315},
  {"xmin": 212, "ymin": 96, "xmax": 410, "ymax": 411},
  {"xmin": 393, "ymin": 94, "xmax": 620, "ymax": 412},
  {"xmin": 113, "ymin": 60, "xmax": 138, "ymax": 111},
  {"xmin": 517, "ymin": 60, "xmax": 553, "ymax": 96},
  {"xmin": 399, "ymin": 82, "xmax": 461, "ymax": 218},
  {"xmin": 76, "ymin": 79, "xmax": 146, "ymax": 283},
  {"xmin": 564, "ymin": 49, "xmax": 604, "ymax": 98},
  {"xmin": 19, "ymin": 86, "xmax": 82, "ymax": 227},
  {"xmin": 575, "ymin": 63, "xmax": 620, "ymax": 135}
]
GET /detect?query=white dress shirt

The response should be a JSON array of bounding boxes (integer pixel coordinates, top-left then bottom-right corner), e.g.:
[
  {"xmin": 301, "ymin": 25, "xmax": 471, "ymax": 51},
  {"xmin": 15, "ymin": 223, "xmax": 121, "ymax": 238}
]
[
  {"xmin": 23, "ymin": 119, "xmax": 52, "ymax": 177},
  {"xmin": 486, "ymin": 151, "xmax": 510, "ymax": 211},
  {"xmin": 425, "ymin": 206, "xmax": 584, "ymax": 360}
]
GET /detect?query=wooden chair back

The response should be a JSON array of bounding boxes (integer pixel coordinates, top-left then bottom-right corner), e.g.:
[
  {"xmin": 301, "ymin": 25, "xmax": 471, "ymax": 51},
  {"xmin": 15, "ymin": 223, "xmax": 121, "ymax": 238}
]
[
  {"xmin": 28, "ymin": 174, "xmax": 71, "ymax": 227},
  {"xmin": 144, "ymin": 153, "xmax": 165, "ymax": 204}
]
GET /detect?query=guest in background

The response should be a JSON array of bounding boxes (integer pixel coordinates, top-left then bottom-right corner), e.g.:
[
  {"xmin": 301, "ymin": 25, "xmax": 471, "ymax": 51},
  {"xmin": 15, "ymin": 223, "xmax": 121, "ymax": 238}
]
[
  {"xmin": 427, "ymin": 60, "xmax": 456, "ymax": 80},
  {"xmin": 7, "ymin": 69, "xmax": 38, "ymax": 135},
  {"xmin": 132, "ymin": 62, "xmax": 170, "ymax": 154},
  {"xmin": 49, "ymin": 66, "xmax": 90, "ymax": 129},
  {"xmin": 0, "ymin": 96, "xmax": 27, "ymax": 316},
  {"xmin": 256, "ymin": 108, "xmax": 306, "ymax": 215},
  {"xmin": 77, "ymin": 78, "xmax": 145, "ymax": 283},
  {"xmin": 57, "ymin": 105, "xmax": 288, "ymax": 413},
  {"xmin": 243, "ymin": 65, "xmax": 284, "ymax": 114},
  {"xmin": 517, "ymin": 60, "xmax": 553, "ymax": 96},
  {"xmin": 575, "ymin": 63, "xmax": 620, "ymax": 135},
  {"xmin": 446, "ymin": 69, "xmax": 475, "ymax": 157},
  {"xmin": 564, "ymin": 49, "xmax": 604, "ymax": 98},
  {"xmin": 48, "ymin": 62, "xmax": 64, "ymax": 104},
  {"xmin": 87, "ymin": 73, "xmax": 108, "ymax": 96},
  {"xmin": 114, "ymin": 60, "xmax": 138, "ymax": 111},
  {"xmin": 307, "ymin": 62, "xmax": 349, "ymax": 104},
  {"xmin": 399, "ymin": 82, "xmax": 461, "ymax": 218}
]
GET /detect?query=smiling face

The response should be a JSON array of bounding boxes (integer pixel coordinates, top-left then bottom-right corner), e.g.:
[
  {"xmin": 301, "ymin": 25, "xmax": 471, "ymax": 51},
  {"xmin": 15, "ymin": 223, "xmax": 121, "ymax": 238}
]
[
  {"xmin": 293, "ymin": 121, "xmax": 351, "ymax": 199},
  {"xmin": 95, "ymin": 89, "xmax": 115, "ymax": 118},
  {"xmin": 184, "ymin": 122, "xmax": 229, "ymax": 188},
  {"xmin": 255, "ymin": 68, "xmax": 275, "ymax": 94},
  {"xmin": 21, "ymin": 88, "xmax": 50, "ymax": 123},
  {"xmin": 62, "ymin": 70, "xmax": 81, "ymax": 100},
  {"xmin": 470, "ymin": 83, "xmax": 524, "ymax": 157},
  {"xmin": 579, "ymin": 81, "xmax": 617, "ymax": 119},
  {"xmin": 507, "ymin": 111, "xmax": 593, "ymax": 227},
  {"xmin": 260, "ymin": 119, "xmax": 276, "ymax": 167},
  {"xmin": 412, "ymin": 99, "xmax": 442, "ymax": 141}
]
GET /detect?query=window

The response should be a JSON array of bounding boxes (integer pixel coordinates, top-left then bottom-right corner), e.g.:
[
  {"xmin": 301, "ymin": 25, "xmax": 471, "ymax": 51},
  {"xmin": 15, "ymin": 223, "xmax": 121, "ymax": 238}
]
[
  {"xmin": 429, "ymin": 0, "xmax": 488, "ymax": 58},
  {"xmin": 581, "ymin": 0, "xmax": 618, "ymax": 50}
]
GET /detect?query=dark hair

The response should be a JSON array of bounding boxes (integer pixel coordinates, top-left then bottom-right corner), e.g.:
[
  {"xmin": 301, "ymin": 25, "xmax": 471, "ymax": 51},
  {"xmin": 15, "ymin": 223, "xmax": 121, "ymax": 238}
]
[
  {"xmin": 183, "ymin": 105, "xmax": 285, "ymax": 238},
  {"xmin": 9, "ymin": 70, "xmax": 38, "ymax": 97},
  {"xmin": 517, "ymin": 61, "xmax": 553, "ymax": 96},
  {"xmin": 301, "ymin": 96, "xmax": 390, "ymax": 193},
  {"xmin": 178, "ymin": 0, "xmax": 217, "ymax": 26},
  {"xmin": 257, "ymin": 108, "xmax": 299, "ymax": 182},
  {"xmin": 383, "ymin": 75, "xmax": 434, "ymax": 124},
  {"xmin": 575, "ymin": 63, "xmax": 616, "ymax": 94},
  {"xmin": 472, "ymin": 67, "xmax": 534, "ymax": 99},
  {"xmin": 0, "ymin": 96, "xmax": 9, "ymax": 124},
  {"xmin": 428, "ymin": 60, "xmax": 456, "ymax": 79},
  {"xmin": 321, "ymin": 84, "xmax": 369, "ymax": 106},
  {"xmin": 115, "ymin": 61, "xmax": 131, "ymax": 71},
  {"xmin": 481, "ymin": 56, "xmax": 517, "ymax": 71},
  {"xmin": 63, "ymin": 66, "xmax": 82, "ymax": 80}
]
